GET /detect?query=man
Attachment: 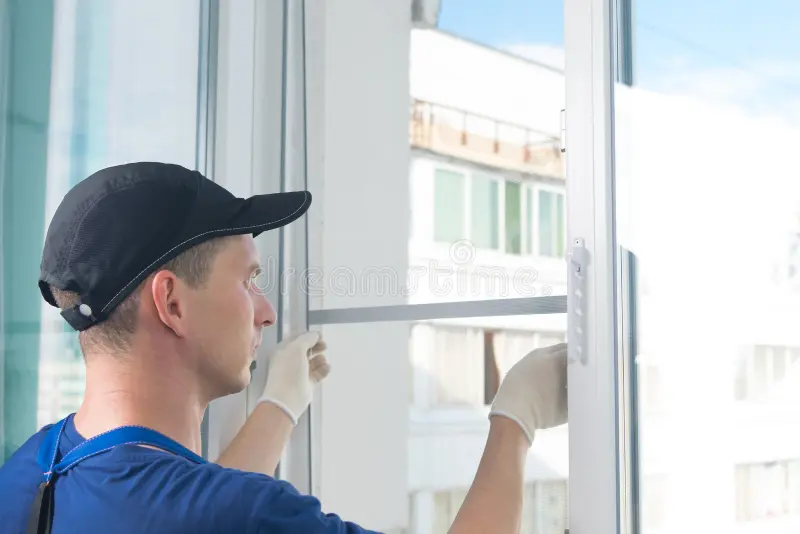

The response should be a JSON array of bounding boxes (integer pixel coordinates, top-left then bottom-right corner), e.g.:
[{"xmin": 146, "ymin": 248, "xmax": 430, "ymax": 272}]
[{"xmin": 0, "ymin": 162, "xmax": 568, "ymax": 533}]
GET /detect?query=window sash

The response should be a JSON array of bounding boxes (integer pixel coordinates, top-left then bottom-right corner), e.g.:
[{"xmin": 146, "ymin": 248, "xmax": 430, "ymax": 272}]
[{"xmin": 209, "ymin": 1, "xmax": 626, "ymax": 532}]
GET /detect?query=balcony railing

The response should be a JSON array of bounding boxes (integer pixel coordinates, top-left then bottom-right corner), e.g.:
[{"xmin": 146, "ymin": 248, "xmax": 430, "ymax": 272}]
[{"xmin": 409, "ymin": 98, "xmax": 565, "ymax": 179}]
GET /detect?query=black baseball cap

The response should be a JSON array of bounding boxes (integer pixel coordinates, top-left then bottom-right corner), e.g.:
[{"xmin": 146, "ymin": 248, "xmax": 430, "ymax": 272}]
[{"xmin": 39, "ymin": 162, "xmax": 311, "ymax": 331}]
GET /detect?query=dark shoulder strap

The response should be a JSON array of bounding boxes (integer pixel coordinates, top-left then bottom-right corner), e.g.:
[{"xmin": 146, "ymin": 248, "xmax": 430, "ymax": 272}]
[
  {"xmin": 28, "ymin": 415, "xmax": 208, "ymax": 534},
  {"xmin": 26, "ymin": 481, "xmax": 54, "ymax": 534},
  {"xmin": 27, "ymin": 418, "xmax": 67, "ymax": 534}
]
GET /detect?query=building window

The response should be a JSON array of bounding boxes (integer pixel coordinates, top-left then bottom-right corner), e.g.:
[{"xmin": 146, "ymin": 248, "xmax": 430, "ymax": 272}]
[
  {"xmin": 470, "ymin": 172, "xmax": 499, "ymax": 250},
  {"xmin": 521, "ymin": 481, "xmax": 569, "ymax": 534},
  {"xmin": 505, "ymin": 180, "xmax": 522, "ymax": 254},
  {"xmin": 520, "ymin": 484, "xmax": 538, "ymax": 534},
  {"xmin": 736, "ymin": 460, "xmax": 800, "ymax": 522},
  {"xmin": 492, "ymin": 330, "xmax": 562, "ymax": 375},
  {"xmin": 414, "ymin": 325, "xmax": 566, "ymax": 410},
  {"xmin": 483, "ymin": 331, "xmax": 500, "ymax": 404},
  {"xmin": 431, "ymin": 166, "xmax": 566, "ymax": 259},
  {"xmin": 735, "ymin": 345, "xmax": 800, "ymax": 401},
  {"xmin": 537, "ymin": 189, "xmax": 566, "ymax": 258},
  {"xmin": 526, "ymin": 187, "xmax": 535, "ymax": 255},
  {"xmin": 432, "ymin": 489, "xmax": 469, "ymax": 534},
  {"xmin": 430, "ymin": 481, "xmax": 569, "ymax": 534},
  {"xmin": 433, "ymin": 168, "xmax": 466, "ymax": 243},
  {"xmin": 428, "ymin": 325, "xmax": 485, "ymax": 408},
  {"xmin": 534, "ymin": 480, "xmax": 569, "ymax": 534}
]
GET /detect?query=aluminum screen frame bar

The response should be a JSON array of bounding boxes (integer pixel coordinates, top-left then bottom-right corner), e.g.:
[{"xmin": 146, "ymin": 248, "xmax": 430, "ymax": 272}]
[{"xmin": 308, "ymin": 295, "xmax": 567, "ymax": 325}]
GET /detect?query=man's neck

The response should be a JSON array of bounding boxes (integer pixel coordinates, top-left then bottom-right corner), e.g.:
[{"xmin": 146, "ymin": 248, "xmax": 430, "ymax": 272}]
[{"xmin": 73, "ymin": 354, "xmax": 207, "ymax": 455}]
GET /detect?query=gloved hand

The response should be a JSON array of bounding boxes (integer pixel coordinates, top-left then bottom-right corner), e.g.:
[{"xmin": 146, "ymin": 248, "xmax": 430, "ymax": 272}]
[
  {"xmin": 258, "ymin": 331, "xmax": 331, "ymax": 425},
  {"xmin": 489, "ymin": 342, "xmax": 568, "ymax": 446}
]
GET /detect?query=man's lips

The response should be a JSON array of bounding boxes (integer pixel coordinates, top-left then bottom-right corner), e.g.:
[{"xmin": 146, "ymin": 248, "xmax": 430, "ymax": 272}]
[{"xmin": 250, "ymin": 345, "xmax": 259, "ymax": 371}]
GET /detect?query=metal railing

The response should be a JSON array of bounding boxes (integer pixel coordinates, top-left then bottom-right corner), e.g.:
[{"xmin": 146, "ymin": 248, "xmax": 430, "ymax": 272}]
[{"xmin": 409, "ymin": 98, "xmax": 564, "ymax": 177}]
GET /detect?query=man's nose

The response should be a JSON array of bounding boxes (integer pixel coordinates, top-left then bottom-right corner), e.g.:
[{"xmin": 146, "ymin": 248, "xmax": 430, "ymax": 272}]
[{"xmin": 254, "ymin": 293, "xmax": 277, "ymax": 327}]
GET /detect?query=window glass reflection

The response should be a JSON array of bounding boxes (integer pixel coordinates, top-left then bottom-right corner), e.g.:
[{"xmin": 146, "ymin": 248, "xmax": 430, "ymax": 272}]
[{"xmin": 0, "ymin": 0, "xmax": 201, "ymax": 462}]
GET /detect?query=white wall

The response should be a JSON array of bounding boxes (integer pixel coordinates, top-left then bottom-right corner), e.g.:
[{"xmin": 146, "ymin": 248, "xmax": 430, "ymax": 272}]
[{"xmin": 410, "ymin": 29, "xmax": 565, "ymax": 137}]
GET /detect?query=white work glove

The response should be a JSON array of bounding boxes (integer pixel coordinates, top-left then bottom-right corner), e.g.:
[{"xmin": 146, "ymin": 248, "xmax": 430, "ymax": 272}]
[
  {"xmin": 489, "ymin": 342, "xmax": 568, "ymax": 446},
  {"xmin": 258, "ymin": 331, "xmax": 331, "ymax": 425}
]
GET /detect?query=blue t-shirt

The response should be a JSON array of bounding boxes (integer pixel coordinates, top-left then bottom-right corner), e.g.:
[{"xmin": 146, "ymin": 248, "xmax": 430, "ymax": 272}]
[{"xmin": 0, "ymin": 418, "xmax": 378, "ymax": 533}]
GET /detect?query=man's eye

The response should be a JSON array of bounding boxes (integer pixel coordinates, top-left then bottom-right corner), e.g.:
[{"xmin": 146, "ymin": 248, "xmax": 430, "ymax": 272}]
[{"xmin": 247, "ymin": 268, "xmax": 268, "ymax": 294}]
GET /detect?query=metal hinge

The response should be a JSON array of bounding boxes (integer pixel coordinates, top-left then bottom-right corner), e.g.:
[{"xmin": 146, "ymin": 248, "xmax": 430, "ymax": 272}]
[
  {"xmin": 567, "ymin": 238, "xmax": 589, "ymax": 364},
  {"xmin": 560, "ymin": 108, "xmax": 567, "ymax": 153}
]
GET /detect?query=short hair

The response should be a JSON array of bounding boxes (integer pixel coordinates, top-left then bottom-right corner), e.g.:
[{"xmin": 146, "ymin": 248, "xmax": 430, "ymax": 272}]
[{"xmin": 50, "ymin": 236, "xmax": 232, "ymax": 352}]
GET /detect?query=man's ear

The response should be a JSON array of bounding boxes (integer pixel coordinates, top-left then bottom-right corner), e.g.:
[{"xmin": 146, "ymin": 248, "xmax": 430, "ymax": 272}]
[{"xmin": 150, "ymin": 270, "xmax": 187, "ymax": 337}]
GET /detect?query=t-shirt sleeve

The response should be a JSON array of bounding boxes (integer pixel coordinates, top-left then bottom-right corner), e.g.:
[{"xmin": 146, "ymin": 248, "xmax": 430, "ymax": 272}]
[{"xmin": 213, "ymin": 468, "xmax": 384, "ymax": 534}]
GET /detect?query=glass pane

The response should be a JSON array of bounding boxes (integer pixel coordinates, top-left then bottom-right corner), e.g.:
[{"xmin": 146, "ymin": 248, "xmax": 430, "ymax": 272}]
[
  {"xmin": 526, "ymin": 188, "xmax": 534, "ymax": 254},
  {"xmin": 434, "ymin": 169, "xmax": 466, "ymax": 243},
  {"xmin": 612, "ymin": 3, "xmax": 800, "ymax": 532},
  {"xmin": 470, "ymin": 172, "xmax": 499, "ymax": 250},
  {"xmin": 555, "ymin": 193, "xmax": 565, "ymax": 258},
  {"xmin": 504, "ymin": 181, "xmax": 521, "ymax": 254},
  {"xmin": 308, "ymin": 0, "xmax": 567, "ymax": 309},
  {"xmin": 315, "ymin": 317, "xmax": 568, "ymax": 533},
  {"xmin": 0, "ymin": 0, "xmax": 201, "ymax": 462},
  {"xmin": 538, "ymin": 190, "xmax": 554, "ymax": 257}
]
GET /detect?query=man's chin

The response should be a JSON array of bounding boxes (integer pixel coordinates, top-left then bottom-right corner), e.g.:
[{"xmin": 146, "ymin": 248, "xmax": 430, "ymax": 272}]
[
  {"xmin": 240, "ymin": 360, "xmax": 257, "ymax": 388},
  {"xmin": 223, "ymin": 364, "xmax": 255, "ymax": 395},
  {"xmin": 208, "ymin": 380, "xmax": 247, "ymax": 401}
]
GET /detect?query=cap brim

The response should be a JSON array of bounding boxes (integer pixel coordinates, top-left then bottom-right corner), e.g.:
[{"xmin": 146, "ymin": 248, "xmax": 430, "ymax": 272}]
[
  {"xmin": 229, "ymin": 190, "xmax": 312, "ymax": 237},
  {"xmin": 37, "ymin": 189, "xmax": 312, "ymax": 316}
]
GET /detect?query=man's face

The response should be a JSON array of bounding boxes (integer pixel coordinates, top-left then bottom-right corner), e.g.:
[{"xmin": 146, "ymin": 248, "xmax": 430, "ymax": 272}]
[{"xmin": 182, "ymin": 235, "xmax": 276, "ymax": 399}]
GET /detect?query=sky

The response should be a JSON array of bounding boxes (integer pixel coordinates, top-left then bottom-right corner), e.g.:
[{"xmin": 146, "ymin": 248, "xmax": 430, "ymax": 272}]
[{"xmin": 437, "ymin": 0, "xmax": 800, "ymax": 123}]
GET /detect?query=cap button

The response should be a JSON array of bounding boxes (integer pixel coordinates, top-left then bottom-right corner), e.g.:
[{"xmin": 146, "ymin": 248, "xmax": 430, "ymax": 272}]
[{"xmin": 79, "ymin": 304, "xmax": 92, "ymax": 317}]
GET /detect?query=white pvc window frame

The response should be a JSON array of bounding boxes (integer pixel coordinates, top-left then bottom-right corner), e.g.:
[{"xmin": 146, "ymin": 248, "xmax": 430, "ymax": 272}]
[
  {"xmin": 205, "ymin": 0, "xmax": 631, "ymax": 532},
  {"xmin": 565, "ymin": 1, "xmax": 628, "ymax": 533},
  {"xmin": 203, "ymin": 0, "xmax": 297, "ymax": 465},
  {"xmin": 205, "ymin": 0, "xmax": 317, "ymax": 493}
]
